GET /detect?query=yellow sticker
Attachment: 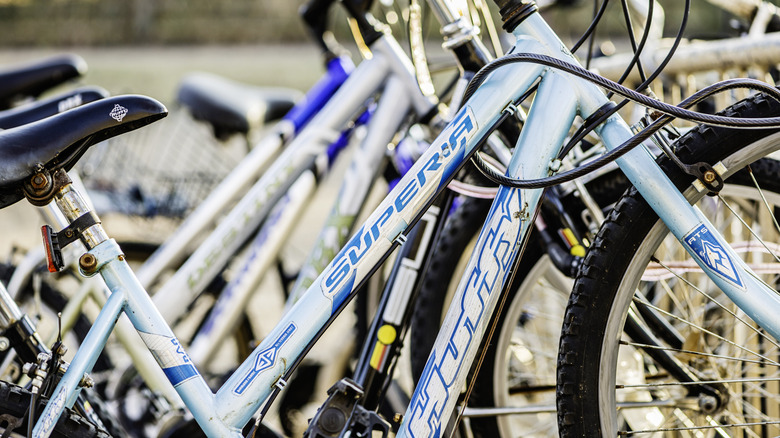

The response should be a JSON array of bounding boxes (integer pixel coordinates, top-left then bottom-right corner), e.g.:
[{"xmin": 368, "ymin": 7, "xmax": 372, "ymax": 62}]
[
  {"xmin": 370, "ymin": 343, "xmax": 386, "ymax": 369},
  {"xmin": 377, "ymin": 325, "xmax": 397, "ymax": 345}
]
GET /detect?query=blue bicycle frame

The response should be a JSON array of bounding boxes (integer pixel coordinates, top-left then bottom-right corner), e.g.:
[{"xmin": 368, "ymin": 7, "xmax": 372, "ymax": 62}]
[{"xmin": 33, "ymin": 9, "xmax": 780, "ymax": 438}]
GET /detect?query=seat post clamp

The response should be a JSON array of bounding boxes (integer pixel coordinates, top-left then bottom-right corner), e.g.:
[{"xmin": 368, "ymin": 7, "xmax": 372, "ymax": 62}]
[
  {"xmin": 24, "ymin": 168, "xmax": 71, "ymax": 206},
  {"xmin": 41, "ymin": 211, "xmax": 101, "ymax": 272}
]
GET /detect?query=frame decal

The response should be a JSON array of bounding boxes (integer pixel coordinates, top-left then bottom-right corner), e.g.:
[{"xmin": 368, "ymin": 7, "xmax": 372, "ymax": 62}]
[
  {"xmin": 683, "ymin": 223, "xmax": 744, "ymax": 288},
  {"xmin": 406, "ymin": 188, "xmax": 521, "ymax": 437},
  {"xmin": 139, "ymin": 332, "xmax": 199, "ymax": 386},
  {"xmin": 233, "ymin": 322, "xmax": 297, "ymax": 395},
  {"xmin": 37, "ymin": 390, "xmax": 67, "ymax": 437},
  {"xmin": 321, "ymin": 107, "xmax": 478, "ymax": 305}
]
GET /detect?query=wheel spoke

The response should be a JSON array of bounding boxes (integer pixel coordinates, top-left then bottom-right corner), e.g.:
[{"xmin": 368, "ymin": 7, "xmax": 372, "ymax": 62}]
[
  {"xmin": 640, "ymin": 257, "xmax": 780, "ymax": 354},
  {"xmin": 621, "ymin": 420, "xmax": 780, "ymax": 436}
]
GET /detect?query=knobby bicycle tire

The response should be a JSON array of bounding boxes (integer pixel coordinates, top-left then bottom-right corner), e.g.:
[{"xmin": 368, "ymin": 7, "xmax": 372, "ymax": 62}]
[{"xmin": 557, "ymin": 92, "xmax": 780, "ymax": 437}]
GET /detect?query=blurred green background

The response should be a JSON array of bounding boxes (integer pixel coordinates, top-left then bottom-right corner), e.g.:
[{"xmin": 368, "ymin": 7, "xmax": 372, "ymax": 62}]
[
  {"xmin": 0, "ymin": 0, "xmax": 778, "ymax": 46},
  {"xmin": 0, "ymin": 0, "xmax": 778, "ymax": 103}
]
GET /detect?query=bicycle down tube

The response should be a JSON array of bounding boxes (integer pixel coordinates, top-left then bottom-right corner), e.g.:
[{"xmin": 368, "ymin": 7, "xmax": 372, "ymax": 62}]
[
  {"xmin": 32, "ymin": 7, "xmax": 780, "ymax": 438},
  {"xmin": 187, "ymin": 73, "xmax": 429, "ymax": 365},
  {"xmin": 150, "ymin": 33, "xmax": 433, "ymax": 326}
]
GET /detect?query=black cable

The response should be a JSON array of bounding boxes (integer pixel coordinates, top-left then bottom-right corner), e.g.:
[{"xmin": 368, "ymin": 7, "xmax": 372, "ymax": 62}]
[
  {"xmin": 464, "ymin": 54, "xmax": 780, "ymax": 128},
  {"xmin": 563, "ymin": 0, "xmax": 687, "ymax": 157},
  {"xmin": 571, "ymin": 0, "xmax": 611, "ymax": 55},
  {"xmin": 632, "ymin": 0, "xmax": 690, "ymax": 95},
  {"xmin": 470, "ymin": 78, "xmax": 780, "ymax": 189},
  {"xmin": 464, "ymin": 0, "xmax": 748, "ymax": 181},
  {"xmin": 614, "ymin": 0, "xmax": 651, "ymax": 87},
  {"xmin": 584, "ymin": 0, "xmax": 600, "ymax": 69}
]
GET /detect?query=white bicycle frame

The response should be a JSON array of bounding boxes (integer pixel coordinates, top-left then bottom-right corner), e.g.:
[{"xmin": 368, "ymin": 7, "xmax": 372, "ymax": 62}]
[
  {"xmin": 8, "ymin": 31, "xmax": 433, "ymax": 413},
  {"xmin": 31, "ymin": 4, "xmax": 780, "ymax": 438}
]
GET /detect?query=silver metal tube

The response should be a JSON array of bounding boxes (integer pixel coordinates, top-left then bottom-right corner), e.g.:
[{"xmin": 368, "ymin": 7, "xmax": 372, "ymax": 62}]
[
  {"xmin": 590, "ymin": 32, "xmax": 780, "ymax": 83},
  {"xmin": 706, "ymin": 0, "xmax": 779, "ymax": 23},
  {"xmin": 462, "ymin": 404, "xmax": 556, "ymax": 417},
  {"xmin": 54, "ymin": 185, "xmax": 108, "ymax": 249},
  {"xmin": 0, "ymin": 282, "xmax": 23, "ymax": 328},
  {"xmin": 425, "ymin": 0, "xmax": 462, "ymax": 28},
  {"xmin": 461, "ymin": 399, "xmax": 679, "ymax": 417}
]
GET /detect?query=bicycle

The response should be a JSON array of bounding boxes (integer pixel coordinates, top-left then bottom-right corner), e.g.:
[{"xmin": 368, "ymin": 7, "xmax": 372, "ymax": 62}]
[
  {"xmin": 7, "ymin": 0, "xmax": 780, "ymax": 438},
  {"xmin": 7, "ymin": 0, "xmax": 780, "ymax": 437},
  {"xmin": 407, "ymin": 0, "xmax": 780, "ymax": 436}
]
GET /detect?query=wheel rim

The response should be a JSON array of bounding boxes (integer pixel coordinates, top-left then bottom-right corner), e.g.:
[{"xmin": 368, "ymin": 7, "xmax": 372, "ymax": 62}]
[
  {"xmin": 600, "ymin": 167, "xmax": 780, "ymax": 437},
  {"xmin": 493, "ymin": 255, "xmax": 572, "ymax": 437}
]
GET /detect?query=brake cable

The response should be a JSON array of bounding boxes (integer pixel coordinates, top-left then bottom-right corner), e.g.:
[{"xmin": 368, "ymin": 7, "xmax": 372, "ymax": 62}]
[{"xmin": 467, "ymin": 73, "xmax": 780, "ymax": 189}]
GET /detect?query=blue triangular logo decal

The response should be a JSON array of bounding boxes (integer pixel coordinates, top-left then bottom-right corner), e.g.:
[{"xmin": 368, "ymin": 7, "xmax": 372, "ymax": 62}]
[{"xmin": 683, "ymin": 224, "xmax": 743, "ymax": 288}]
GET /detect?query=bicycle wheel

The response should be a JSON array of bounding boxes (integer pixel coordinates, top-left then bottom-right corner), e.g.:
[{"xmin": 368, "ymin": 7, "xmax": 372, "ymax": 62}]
[
  {"xmin": 557, "ymin": 93, "xmax": 780, "ymax": 437},
  {"xmin": 0, "ymin": 379, "xmax": 111, "ymax": 437}
]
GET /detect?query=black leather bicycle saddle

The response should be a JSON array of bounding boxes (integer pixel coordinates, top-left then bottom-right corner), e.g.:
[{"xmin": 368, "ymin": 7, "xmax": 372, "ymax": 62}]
[
  {"xmin": 177, "ymin": 72, "xmax": 301, "ymax": 139},
  {"xmin": 0, "ymin": 54, "xmax": 87, "ymax": 110},
  {"xmin": 0, "ymin": 86, "xmax": 109, "ymax": 129},
  {"xmin": 0, "ymin": 95, "xmax": 167, "ymax": 209}
]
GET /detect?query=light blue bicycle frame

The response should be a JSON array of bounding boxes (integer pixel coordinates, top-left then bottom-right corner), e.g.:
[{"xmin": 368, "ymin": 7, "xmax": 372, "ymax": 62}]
[
  {"xmin": 33, "ymin": 9, "xmax": 780, "ymax": 438},
  {"xmin": 22, "ymin": 28, "xmax": 432, "ymax": 413}
]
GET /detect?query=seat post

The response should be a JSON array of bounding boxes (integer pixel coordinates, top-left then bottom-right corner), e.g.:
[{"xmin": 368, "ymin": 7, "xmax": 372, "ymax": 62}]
[
  {"xmin": 52, "ymin": 185, "xmax": 108, "ymax": 251},
  {"xmin": 27, "ymin": 169, "xmax": 109, "ymax": 257}
]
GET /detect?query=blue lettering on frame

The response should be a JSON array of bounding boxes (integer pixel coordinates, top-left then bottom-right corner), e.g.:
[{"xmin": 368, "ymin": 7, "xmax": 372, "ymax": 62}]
[{"xmin": 321, "ymin": 107, "xmax": 478, "ymax": 302}]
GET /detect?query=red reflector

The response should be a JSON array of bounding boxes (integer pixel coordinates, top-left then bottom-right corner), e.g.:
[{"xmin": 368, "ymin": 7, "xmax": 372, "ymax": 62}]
[{"xmin": 41, "ymin": 225, "xmax": 59, "ymax": 273}]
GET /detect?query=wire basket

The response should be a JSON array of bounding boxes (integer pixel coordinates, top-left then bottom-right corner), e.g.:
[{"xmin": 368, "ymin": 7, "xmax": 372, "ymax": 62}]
[{"xmin": 76, "ymin": 110, "xmax": 245, "ymax": 239}]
